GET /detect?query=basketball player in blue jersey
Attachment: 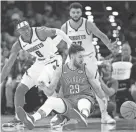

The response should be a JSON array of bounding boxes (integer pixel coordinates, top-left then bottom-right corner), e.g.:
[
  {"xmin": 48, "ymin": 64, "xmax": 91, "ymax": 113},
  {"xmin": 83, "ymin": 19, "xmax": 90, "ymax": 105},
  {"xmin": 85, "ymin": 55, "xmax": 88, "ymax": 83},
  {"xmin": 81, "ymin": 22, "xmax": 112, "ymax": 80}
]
[
  {"xmin": 16, "ymin": 44, "xmax": 107, "ymax": 130},
  {"xmin": 51, "ymin": 2, "xmax": 117, "ymax": 124},
  {"xmin": 1, "ymin": 20, "xmax": 72, "ymax": 128}
]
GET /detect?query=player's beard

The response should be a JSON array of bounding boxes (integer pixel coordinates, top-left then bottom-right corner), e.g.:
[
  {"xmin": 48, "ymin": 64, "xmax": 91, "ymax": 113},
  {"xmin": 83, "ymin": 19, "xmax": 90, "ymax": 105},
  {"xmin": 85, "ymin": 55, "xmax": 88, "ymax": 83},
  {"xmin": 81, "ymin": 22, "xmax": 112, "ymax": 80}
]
[
  {"xmin": 71, "ymin": 16, "xmax": 81, "ymax": 22},
  {"xmin": 74, "ymin": 59, "xmax": 82, "ymax": 69}
]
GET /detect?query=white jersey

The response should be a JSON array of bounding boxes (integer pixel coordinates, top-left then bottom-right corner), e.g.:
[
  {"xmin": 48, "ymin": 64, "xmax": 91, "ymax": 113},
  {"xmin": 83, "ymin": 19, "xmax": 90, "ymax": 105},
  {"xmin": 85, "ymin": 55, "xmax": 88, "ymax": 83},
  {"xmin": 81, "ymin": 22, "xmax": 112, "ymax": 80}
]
[
  {"xmin": 66, "ymin": 17, "xmax": 95, "ymax": 55},
  {"xmin": 19, "ymin": 27, "xmax": 58, "ymax": 62}
]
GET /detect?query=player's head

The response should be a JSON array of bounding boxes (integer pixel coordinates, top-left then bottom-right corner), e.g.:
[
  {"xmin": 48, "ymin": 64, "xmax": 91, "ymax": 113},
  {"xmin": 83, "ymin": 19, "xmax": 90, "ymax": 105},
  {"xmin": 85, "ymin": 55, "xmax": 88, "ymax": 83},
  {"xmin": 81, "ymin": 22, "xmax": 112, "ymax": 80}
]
[
  {"xmin": 68, "ymin": 44, "xmax": 85, "ymax": 68},
  {"xmin": 121, "ymin": 42, "xmax": 131, "ymax": 57},
  {"xmin": 16, "ymin": 20, "xmax": 31, "ymax": 37},
  {"xmin": 99, "ymin": 61, "xmax": 113, "ymax": 80},
  {"xmin": 69, "ymin": 2, "xmax": 83, "ymax": 22}
]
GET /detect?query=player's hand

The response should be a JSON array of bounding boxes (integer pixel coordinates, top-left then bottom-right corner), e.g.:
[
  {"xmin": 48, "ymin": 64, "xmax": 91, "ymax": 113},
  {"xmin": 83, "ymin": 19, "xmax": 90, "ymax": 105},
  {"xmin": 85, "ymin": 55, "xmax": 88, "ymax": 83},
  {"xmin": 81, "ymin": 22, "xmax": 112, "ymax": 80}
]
[
  {"xmin": 108, "ymin": 38, "xmax": 119, "ymax": 53},
  {"xmin": 38, "ymin": 81, "xmax": 47, "ymax": 91}
]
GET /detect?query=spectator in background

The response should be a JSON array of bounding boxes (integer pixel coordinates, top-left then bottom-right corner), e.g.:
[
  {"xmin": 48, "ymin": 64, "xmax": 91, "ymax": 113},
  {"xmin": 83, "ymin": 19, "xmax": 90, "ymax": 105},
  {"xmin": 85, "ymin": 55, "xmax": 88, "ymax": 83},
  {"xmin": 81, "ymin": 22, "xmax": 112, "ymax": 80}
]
[
  {"xmin": 35, "ymin": 13, "xmax": 44, "ymax": 26},
  {"xmin": 92, "ymin": 62, "xmax": 118, "ymax": 118},
  {"xmin": 129, "ymin": 63, "xmax": 136, "ymax": 102},
  {"xmin": 111, "ymin": 42, "xmax": 136, "ymax": 118},
  {"xmin": 1, "ymin": 47, "xmax": 9, "ymax": 114},
  {"xmin": 105, "ymin": 46, "xmax": 121, "ymax": 63},
  {"xmin": 5, "ymin": 50, "xmax": 34, "ymax": 115},
  {"xmin": 2, "ymin": 46, "xmax": 10, "ymax": 59}
]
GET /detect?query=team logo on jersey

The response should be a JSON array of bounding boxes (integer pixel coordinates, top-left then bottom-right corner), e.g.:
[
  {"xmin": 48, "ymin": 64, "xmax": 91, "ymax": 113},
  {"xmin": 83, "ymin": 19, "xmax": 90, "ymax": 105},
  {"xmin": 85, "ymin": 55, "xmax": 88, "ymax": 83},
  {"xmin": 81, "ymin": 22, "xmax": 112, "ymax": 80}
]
[{"xmin": 78, "ymin": 70, "xmax": 83, "ymax": 74}]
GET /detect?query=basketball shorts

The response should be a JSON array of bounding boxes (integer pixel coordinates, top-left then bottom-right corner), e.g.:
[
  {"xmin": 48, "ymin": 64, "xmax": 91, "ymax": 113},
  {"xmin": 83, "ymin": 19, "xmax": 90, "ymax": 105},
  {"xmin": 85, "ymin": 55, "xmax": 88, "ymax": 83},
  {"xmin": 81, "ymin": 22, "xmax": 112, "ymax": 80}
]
[{"xmin": 21, "ymin": 55, "xmax": 62, "ymax": 89}]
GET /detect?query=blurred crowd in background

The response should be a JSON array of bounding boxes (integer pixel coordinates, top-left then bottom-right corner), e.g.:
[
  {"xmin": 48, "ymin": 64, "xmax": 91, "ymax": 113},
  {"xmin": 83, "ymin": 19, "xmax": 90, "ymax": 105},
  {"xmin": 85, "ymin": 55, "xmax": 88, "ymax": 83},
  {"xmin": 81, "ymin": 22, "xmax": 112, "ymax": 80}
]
[{"xmin": 1, "ymin": 1, "xmax": 136, "ymax": 119}]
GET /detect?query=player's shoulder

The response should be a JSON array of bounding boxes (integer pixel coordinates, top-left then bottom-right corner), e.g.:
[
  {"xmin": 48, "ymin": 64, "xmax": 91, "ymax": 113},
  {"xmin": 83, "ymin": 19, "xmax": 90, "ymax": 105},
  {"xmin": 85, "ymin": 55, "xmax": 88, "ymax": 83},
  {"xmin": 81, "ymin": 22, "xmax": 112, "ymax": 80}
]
[
  {"xmin": 61, "ymin": 22, "xmax": 67, "ymax": 29},
  {"xmin": 36, "ymin": 26, "xmax": 47, "ymax": 31}
]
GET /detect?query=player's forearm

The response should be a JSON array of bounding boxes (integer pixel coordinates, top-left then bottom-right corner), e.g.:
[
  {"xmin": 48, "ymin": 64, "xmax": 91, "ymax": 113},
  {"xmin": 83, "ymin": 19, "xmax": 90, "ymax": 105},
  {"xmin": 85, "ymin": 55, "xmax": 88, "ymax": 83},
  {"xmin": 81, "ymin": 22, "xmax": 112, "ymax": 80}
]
[
  {"xmin": 99, "ymin": 33, "xmax": 111, "ymax": 49},
  {"xmin": 1, "ymin": 64, "xmax": 13, "ymax": 83},
  {"xmin": 56, "ymin": 29, "xmax": 72, "ymax": 46},
  {"xmin": 101, "ymin": 82, "xmax": 114, "ymax": 96},
  {"xmin": 94, "ymin": 86, "xmax": 105, "ymax": 99},
  {"xmin": 90, "ymin": 79, "xmax": 105, "ymax": 99}
]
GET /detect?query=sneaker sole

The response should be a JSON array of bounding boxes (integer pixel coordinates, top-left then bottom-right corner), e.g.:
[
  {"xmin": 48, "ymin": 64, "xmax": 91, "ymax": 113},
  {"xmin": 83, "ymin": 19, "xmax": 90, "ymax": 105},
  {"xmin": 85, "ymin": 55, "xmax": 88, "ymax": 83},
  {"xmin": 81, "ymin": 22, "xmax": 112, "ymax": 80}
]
[
  {"xmin": 101, "ymin": 119, "xmax": 116, "ymax": 124},
  {"xmin": 17, "ymin": 107, "xmax": 34, "ymax": 130},
  {"xmin": 64, "ymin": 108, "xmax": 87, "ymax": 129},
  {"xmin": 51, "ymin": 118, "xmax": 68, "ymax": 129}
]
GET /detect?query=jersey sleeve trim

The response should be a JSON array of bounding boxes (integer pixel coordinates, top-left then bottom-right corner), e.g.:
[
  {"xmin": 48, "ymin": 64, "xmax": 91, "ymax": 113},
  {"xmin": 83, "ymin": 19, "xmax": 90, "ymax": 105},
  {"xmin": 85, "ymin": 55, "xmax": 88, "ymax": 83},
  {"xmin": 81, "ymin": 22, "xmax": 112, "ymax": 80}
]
[
  {"xmin": 35, "ymin": 27, "xmax": 47, "ymax": 42},
  {"xmin": 85, "ymin": 19, "xmax": 91, "ymax": 35}
]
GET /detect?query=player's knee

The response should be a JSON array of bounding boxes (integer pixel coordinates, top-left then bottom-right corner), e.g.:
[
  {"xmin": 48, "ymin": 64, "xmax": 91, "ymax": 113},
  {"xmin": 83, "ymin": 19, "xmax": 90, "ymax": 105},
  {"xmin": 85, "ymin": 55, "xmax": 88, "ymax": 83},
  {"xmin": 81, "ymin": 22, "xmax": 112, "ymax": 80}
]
[
  {"xmin": 46, "ymin": 97, "xmax": 58, "ymax": 108},
  {"xmin": 77, "ymin": 98, "xmax": 91, "ymax": 112},
  {"xmin": 15, "ymin": 83, "xmax": 29, "ymax": 97}
]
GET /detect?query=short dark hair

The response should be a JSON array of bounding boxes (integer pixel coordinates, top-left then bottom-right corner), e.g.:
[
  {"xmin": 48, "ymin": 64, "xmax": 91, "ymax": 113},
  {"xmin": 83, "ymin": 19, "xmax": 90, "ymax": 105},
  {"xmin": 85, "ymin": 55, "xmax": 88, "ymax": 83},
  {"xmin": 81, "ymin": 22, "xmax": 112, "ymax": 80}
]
[
  {"xmin": 69, "ymin": 2, "xmax": 83, "ymax": 10},
  {"xmin": 68, "ymin": 44, "xmax": 85, "ymax": 57}
]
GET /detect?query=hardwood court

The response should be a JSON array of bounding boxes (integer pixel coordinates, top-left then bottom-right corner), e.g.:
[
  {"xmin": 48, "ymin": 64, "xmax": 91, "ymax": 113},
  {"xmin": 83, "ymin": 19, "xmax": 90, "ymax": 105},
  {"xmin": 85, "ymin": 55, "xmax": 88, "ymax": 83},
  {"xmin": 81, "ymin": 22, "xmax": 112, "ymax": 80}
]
[{"xmin": 1, "ymin": 115, "xmax": 136, "ymax": 132}]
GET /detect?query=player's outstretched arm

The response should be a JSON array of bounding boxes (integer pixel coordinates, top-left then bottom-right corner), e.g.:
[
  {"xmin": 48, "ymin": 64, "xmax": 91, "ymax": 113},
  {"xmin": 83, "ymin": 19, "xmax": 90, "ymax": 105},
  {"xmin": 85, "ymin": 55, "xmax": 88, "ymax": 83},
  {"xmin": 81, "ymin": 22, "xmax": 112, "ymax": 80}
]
[
  {"xmin": 1, "ymin": 41, "xmax": 21, "ymax": 83},
  {"xmin": 85, "ymin": 66, "xmax": 105, "ymax": 99},
  {"xmin": 99, "ymin": 77, "xmax": 118, "ymax": 97},
  {"xmin": 87, "ymin": 20, "xmax": 118, "ymax": 51},
  {"xmin": 37, "ymin": 26, "xmax": 72, "ymax": 47},
  {"xmin": 45, "ymin": 66, "xmax": 62, "ymax": 96},
  {"xmin": 61, "ymin": 23, "xmax": 67, "ymax": 34}
]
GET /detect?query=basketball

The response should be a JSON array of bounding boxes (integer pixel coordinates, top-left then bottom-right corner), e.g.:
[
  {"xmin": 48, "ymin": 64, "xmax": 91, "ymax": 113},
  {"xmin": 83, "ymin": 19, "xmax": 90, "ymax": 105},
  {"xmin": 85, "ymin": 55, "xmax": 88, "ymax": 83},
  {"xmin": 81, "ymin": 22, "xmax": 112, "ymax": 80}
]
[{"xmin": 120, "ymin": 101, "xmax": 136, "ymax": 119}]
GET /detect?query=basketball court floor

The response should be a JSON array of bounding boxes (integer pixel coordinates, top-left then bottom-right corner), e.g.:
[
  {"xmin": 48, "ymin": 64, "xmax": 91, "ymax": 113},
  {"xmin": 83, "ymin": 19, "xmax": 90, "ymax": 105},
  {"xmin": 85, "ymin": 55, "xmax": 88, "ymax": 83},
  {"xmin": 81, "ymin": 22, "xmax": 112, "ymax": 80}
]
[{"xmin": 1, "ymin": 115, "xmax": 136, "ymax": 132}]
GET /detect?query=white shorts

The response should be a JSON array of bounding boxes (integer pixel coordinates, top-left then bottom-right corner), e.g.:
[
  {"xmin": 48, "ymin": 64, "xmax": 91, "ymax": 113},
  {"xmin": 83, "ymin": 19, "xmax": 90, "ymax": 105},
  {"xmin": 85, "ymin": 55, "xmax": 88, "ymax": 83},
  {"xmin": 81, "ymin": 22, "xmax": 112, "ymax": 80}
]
[{"xmin": 21, "ymin": 55, "xmax": 62, "ymax": 89}]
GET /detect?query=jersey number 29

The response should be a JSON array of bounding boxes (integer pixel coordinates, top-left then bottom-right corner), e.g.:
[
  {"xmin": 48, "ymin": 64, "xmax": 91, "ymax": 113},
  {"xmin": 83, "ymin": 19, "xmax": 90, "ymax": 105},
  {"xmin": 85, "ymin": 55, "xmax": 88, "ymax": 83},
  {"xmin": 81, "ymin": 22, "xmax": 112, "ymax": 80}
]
[
  {"xmin": 73, "ymin": 41, "xmax": 82, "ymax": 46},
  {"xmin": 70, "ymin": 84, "xmax": 80, "ymax": 94}
]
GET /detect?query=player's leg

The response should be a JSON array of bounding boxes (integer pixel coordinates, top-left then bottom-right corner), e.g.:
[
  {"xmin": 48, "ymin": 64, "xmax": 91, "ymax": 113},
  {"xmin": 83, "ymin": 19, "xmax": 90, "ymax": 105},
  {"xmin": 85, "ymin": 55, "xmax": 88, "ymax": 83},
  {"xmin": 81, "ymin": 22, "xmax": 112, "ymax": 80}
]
[
  {"xmin": 37, "ymin": 63, "xmax": 57, "ymax": 97},
  {"xmin": 51, "ymin": 97, "xmax": 88, "ymax": 129},
  {"xmin": 2, "ymin": 62, "xmax": 45, "ymax": 128},
  {"xmin": 77, "ymin": 97, "xmax": 95, "ymax": 118},
  {"xmin": 5, "ymin": 79, "xmax": 18, "ymax": 114},
  {"xmin": 84, "ymin": 56, "xmax": 116, "ymax": 124},
  {"xmin": 17, "ymin": 97, "xmax": 67, "ymax": 130},
  {"xmin": 37, "ymin": 55, "xmax": 62, "ymax": 97}
]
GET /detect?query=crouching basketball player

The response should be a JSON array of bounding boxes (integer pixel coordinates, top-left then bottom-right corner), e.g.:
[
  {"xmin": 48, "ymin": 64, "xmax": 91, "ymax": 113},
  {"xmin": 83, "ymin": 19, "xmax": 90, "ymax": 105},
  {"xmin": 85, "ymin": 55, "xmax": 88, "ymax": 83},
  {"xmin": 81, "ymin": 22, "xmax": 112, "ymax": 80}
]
[
  {"xmin": 1, "ymin": 20, "xmax": 71, "ymax": 128},
  {"xmin": 16, "ymin": 44, "xmax": 107, "ymax": 130}
]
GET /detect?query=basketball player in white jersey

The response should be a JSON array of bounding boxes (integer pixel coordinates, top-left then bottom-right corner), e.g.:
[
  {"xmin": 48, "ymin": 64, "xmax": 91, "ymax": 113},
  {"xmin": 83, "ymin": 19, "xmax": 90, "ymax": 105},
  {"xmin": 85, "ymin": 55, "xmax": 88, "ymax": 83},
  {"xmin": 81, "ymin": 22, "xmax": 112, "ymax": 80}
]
[
  {"xmin": 51, "ymin": 2, "xmax": 117, "ymax": 126},
  {"xmin": 1, "ymin": 20, "xmax": 72, "ymax": 128}
]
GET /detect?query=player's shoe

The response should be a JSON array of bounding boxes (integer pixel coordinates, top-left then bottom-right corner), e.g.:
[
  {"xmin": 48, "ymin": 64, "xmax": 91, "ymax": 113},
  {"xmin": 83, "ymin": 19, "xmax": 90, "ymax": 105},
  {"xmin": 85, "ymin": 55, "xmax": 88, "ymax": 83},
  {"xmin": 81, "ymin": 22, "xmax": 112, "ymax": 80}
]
[
  {"xmin": 16, "ymin": 106, "xmax": 35, "ymax": 130},
  {"xmin": 50, "ymin": 114, "xmax": 69, "ymax": 129},
  {"xmin": 64, "ymin": 108, "xmax": 88, "ymax": 130},
  {"xmin": 101, "ymin": 113, "xmax": 116, "ymax": 124},
  {"xmin": 2, "ymin": 117, "xmax": 24, "ymax": 131}
]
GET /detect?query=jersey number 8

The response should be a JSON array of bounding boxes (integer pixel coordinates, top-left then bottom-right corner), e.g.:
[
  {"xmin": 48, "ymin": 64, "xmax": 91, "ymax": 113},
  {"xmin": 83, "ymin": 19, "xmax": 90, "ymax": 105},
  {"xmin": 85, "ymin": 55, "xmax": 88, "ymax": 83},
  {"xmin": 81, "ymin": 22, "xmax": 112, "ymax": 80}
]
[{"xmin": 35, "ymin": 51, "xmax": 44, "ymax": 57}]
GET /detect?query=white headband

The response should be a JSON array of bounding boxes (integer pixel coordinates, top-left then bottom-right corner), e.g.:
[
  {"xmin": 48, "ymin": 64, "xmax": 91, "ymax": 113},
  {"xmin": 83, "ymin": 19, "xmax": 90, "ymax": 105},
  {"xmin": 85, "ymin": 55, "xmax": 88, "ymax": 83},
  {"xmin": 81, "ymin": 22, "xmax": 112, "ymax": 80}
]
[{"xmin": 17, "ymin": 21, "xmax": 29, "ymax": 30}]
